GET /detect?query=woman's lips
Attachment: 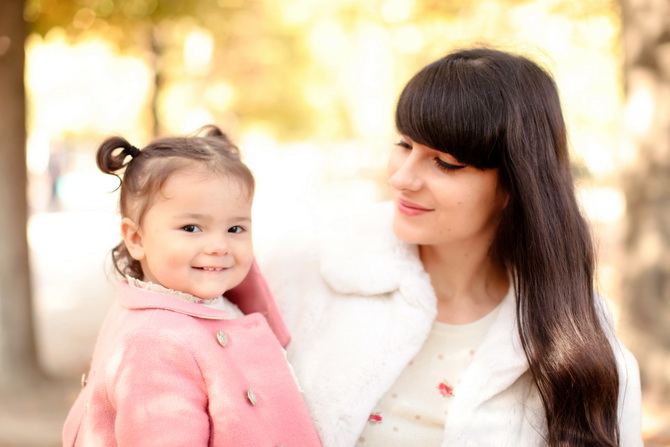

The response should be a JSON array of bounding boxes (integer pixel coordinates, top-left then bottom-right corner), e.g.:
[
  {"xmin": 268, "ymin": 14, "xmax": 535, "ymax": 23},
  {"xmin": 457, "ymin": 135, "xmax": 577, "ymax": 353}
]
[{"xmin": 397, "ymin": 198, "xmax": 433, "ymax": 216}]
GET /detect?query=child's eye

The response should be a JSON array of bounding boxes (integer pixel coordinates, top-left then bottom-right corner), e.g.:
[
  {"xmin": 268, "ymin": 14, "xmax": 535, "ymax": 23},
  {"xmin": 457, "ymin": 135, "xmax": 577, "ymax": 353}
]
[
  {"xmin": 434, "ymin": 157, "xmax": 466, "ymax": 172},
  {"xmin": 182, "ymin": 224, "xmax": 202, "ymax": 233},
  {"xmin": 228, "ymin": 226, "xmax": 245, "ymax": 234}
]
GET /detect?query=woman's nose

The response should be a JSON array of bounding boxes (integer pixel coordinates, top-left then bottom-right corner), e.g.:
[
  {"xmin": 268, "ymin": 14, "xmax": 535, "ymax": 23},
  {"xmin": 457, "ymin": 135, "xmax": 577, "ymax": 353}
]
[{"xmin": 389, "ymin": 151, "xmax": 423, "ymax": 192}]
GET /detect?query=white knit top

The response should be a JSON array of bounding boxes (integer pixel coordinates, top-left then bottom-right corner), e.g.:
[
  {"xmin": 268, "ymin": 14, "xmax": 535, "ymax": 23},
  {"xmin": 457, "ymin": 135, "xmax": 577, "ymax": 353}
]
[{"xmin": 356, "ymin": 304, "xmax": 501, "ymax": 446}]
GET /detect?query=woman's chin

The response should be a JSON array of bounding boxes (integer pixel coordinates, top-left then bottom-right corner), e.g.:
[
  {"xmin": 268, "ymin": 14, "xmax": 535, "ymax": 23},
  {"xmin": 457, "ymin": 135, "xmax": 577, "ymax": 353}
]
[{"xmin": 392, "ymin": 218, "xmax": 429, "ymax": 246}]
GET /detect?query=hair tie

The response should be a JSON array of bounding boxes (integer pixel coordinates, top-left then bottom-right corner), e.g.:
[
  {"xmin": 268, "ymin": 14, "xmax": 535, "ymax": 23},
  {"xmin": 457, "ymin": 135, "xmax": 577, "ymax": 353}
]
[{"xmin": 125, "ymin": 145, "xmax": 141, "ymax": 159}]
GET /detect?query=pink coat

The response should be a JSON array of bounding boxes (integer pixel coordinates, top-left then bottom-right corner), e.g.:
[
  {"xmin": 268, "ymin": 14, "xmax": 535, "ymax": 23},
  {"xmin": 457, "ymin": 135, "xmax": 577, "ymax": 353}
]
[{"xmin": 63, "ymin": 262, "xmax": 322, "ymax": 447}]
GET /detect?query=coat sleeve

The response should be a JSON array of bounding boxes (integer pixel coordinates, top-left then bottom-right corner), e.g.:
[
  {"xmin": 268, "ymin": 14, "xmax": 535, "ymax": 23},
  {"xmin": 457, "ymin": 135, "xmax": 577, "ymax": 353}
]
[
  {"xmin": 595, "ymin": 296, "xmax": 643, "ymax": 446},
  {"xmin": 108, "ymin": 328, "xmax": 210, "ymax": 446},
  {"xmin": 616, "ymin": 343, "xmax": 643, "ymax": 447}
]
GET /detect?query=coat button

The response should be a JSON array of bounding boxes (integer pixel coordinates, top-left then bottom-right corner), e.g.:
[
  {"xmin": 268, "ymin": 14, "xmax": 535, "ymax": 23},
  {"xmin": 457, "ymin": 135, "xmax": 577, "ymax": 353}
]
[
  {"xmin": 81, "ymin": 373, "xmax": 87, "ymax": 388},
  {"xmin": 216, "ymin": 330, "xmax": 229, "ymax": 347},
  {"xmin": 246, "ymin": 389, "xmax": 257, "ymax": 406}
]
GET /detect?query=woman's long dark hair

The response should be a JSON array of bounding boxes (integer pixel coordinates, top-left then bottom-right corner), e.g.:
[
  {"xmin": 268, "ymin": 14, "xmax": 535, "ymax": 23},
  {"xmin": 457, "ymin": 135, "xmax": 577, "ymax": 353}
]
[{"xmin": 396, "ymin": 48, "xmax": 620, "ymax": 446}]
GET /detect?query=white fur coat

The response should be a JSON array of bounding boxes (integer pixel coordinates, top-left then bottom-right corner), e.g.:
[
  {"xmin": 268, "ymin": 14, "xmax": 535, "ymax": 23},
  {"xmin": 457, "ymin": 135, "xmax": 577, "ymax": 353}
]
[{"xmin": 260, "ymin": 202, "xmax": 642, "ymax": 447}]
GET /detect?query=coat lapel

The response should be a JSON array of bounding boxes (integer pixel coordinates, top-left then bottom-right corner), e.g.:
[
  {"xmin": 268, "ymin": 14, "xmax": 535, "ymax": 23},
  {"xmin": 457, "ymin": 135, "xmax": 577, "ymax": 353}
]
[{"xmin": 440, "ymin": 288, "xmax": 532, "ymax": 444}]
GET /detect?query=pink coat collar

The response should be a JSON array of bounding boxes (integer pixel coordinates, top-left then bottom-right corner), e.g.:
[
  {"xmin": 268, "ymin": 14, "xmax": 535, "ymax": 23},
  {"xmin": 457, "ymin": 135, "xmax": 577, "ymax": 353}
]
[{"xmin": 120, "ymin": 260, "xmax": 290, "ymax": 347}]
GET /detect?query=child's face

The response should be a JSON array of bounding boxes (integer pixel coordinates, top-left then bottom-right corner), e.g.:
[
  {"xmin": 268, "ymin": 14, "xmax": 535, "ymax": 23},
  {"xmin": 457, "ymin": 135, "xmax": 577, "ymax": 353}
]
[{"xmin": 124, "ymin": 168, "xmax": 254, "ymax": 300}]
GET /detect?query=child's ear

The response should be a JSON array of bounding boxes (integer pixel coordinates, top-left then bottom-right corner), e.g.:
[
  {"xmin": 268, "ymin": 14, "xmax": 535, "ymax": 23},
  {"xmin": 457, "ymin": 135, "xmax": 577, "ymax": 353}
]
[{"xmin": 121, "ymin": 217, "xmax": 145, "ymax": 261}]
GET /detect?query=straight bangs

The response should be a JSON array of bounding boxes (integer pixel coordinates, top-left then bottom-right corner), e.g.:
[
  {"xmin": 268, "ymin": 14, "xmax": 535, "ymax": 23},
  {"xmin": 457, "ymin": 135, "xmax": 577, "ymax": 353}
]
[{"xmin": 395, "ymin": 58, "xmax": 505, "ymax": 169}]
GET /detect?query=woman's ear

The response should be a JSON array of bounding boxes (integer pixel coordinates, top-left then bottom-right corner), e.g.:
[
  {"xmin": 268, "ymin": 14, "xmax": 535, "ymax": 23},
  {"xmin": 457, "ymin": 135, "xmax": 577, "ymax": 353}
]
[
  {"xmin": 501, "ymin": 190, "xmax": 510, "ymax": 210},
  {"xmin": 496, "ymin": 178, "xmax": 510, "ymax": 211},
  {"xmin": 121, "ymin": 217, "xmax": 145, "ymax": 261}
]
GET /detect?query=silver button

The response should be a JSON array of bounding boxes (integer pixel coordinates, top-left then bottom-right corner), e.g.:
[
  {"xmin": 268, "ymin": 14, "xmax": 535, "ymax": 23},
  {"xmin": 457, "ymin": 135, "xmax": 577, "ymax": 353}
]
[
  {"xmin": 81, "ymin": 373, "xmax": 87, "ymax": 388},
  {"xmin": 216, "ymin": 330, "xmax": 228, "ymax": 347},
  {"xmin": 246, "ymin": 389, "xmax": 257, "ymax": 406}
]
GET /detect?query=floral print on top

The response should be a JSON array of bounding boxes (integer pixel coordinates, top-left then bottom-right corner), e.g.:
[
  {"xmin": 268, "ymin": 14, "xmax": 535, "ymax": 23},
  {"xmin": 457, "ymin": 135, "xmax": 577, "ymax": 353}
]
[
  {"xmin": 437, "ymin": 381, "xmax": 454, "ymax": 398},
  {"xmin": 356, "ymin": 304, "xmax": 501, "ymax": 446}
]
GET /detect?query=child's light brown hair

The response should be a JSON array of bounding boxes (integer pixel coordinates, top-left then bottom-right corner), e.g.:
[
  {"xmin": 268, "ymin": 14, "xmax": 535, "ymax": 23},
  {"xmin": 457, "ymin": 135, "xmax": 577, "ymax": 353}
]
[{"xmin": 97, "ymin": 125, "xmax": 254, "ymax": 279}]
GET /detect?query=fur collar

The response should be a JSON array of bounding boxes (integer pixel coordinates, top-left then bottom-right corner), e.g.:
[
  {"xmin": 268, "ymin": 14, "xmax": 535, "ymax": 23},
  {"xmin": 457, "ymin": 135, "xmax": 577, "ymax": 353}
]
[{"xmin": 318, "ymin": 202, "xmax": 435, "ymax": 311}]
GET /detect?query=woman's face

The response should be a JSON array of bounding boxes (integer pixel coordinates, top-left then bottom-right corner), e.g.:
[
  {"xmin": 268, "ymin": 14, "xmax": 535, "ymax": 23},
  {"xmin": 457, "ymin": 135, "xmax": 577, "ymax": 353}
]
[{"xmin": 388, "ymin": 136, "xmax": 508, "ymax": 249}]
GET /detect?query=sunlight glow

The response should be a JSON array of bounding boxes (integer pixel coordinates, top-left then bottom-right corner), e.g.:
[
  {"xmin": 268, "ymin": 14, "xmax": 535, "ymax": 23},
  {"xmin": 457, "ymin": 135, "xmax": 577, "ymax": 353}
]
[
  {"xmin": 392, "ymin": 25, "xmax": 424, "ymax": 54},
  {"xmin": 348, "ymin": 23, "xmax": 394, "ymax": 138},
  {"xmin": 308, "ymin": 18, "xmax": 347, "ymax": 60},
  {"xmin": 578, "ymin": 187, "xmax": 626, "ymax": 224},
  {"xmin": 381, "ymin": 0, "xmax": 414, "ymax": 23},
  {"xmin": 161, "ymin": 83, "xmax": 216, "ymax": 133},
  {"xmin": 206, "ymin": 82, "xmax": 236, "ymax": 113},
  {"xmin": 27, "ymin": 31, "xmax": 152, "ymax": 141},
  {"xmin": 183, "ymin": 29, "xmax": 214, "ymax": 75},
  {"xmin": 624, "ymin": 70, "xmax": 656, "ymax": 137}
]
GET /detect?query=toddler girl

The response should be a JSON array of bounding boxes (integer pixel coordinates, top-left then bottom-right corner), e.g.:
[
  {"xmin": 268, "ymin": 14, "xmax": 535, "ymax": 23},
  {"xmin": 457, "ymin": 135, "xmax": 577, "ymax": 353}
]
[{"xmin": 62, "ymin": 125, "xmax": 321, "ymax": 447}]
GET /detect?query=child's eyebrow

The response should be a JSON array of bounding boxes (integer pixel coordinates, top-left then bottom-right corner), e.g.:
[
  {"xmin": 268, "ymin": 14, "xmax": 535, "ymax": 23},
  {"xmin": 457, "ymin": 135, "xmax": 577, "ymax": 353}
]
[
  {"xmin": 174, "ymin": 213, "xmax": 251, "ymax": 223},
  {"xmin": 175, "ymin": 212, "xmax": 209, "ymax": 220}
]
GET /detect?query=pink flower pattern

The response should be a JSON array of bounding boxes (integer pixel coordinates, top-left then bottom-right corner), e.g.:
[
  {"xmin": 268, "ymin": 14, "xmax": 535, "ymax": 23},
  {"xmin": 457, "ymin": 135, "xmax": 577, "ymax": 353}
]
[
  {"xmin": 438, "ymin": 381, "xmax": 454, "ymax": 397},
  {"xmin": 368, "ymin": 412, "xmax": 383, "ymax": 424}
]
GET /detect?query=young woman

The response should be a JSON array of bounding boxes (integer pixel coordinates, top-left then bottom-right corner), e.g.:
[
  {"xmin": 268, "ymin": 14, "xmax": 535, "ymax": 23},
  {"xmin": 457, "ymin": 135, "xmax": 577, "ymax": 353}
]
[{"xmin": 260, "ymin": 48, "xmax": 642, "ymax": 446}]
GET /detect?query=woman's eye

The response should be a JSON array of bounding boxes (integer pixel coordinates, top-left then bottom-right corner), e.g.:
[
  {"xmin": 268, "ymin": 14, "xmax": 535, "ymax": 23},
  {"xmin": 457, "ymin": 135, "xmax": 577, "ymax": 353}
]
[
  {"xmin": 395, "ymin": 140, "xmax": 412, "ymax": 150},
  {"xmin": 228, "ymin": 226, "xmax": 245, "ymax": 234},
  {"xmin": 182, "ymin": 224, "xmax": 201, "ymax": 233},
  {"xmin": 434, "ymin": 157, "xmax": 466, "ymax": 172}
]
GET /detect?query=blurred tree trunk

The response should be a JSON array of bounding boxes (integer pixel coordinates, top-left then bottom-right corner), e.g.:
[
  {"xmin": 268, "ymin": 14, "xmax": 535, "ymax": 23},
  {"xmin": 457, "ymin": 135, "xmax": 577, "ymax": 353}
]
[
  {"xmin": 620, "ymin": 0, "xmax": 670, "ymax": 397},
  {"xmin": 0, "ymin": 0, "xmax": 41, "ymax": 388},
  {"xmin": 149, "ymin": 26, "xmax": 165, "ymax": 138}
]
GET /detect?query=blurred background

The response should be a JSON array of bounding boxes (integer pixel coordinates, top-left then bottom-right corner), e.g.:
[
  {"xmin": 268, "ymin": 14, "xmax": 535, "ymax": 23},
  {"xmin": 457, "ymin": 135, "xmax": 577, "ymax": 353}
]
[{"xmin": 0, "ymin": 0, "xmax": 668, "ymax": 445}]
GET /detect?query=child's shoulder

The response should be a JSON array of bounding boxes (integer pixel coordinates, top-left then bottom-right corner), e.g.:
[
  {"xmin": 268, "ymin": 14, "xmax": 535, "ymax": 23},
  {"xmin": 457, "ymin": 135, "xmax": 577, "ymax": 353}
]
[
  {"xmin": 115, "ymin": 303, "xmax": 272, "ymax": 349},
  {"xmin": 121, "ymin": 303, "xmax": 235, "ymax": 341}
]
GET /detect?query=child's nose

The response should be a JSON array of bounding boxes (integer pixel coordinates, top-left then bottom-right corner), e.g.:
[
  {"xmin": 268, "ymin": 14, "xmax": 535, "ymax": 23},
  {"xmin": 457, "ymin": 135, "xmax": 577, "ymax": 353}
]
[{"xmin": 205, "ymin": 235, "xmax": 230, "ymax": 255}]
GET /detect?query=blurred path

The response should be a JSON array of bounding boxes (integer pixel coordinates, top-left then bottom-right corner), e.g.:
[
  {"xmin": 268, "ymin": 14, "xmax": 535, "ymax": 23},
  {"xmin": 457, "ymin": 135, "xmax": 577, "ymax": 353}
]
[{"xmin": 0, "ymin": 211, "xmax": 116, "ymax": 446}]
